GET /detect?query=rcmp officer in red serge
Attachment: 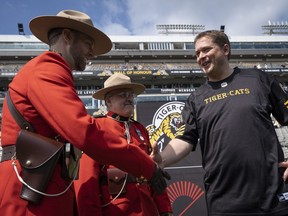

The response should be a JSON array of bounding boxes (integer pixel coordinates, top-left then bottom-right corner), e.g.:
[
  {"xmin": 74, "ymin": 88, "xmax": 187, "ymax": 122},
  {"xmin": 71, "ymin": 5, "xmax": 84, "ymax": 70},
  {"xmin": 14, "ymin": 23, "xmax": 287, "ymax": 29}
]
[
  {"xmin": 74, "ymin": 73, "xmax": 173, "ymax": 216},
  {"xmin": 0, "ymin": 10, "xmax": 169, "ymax": 216}
]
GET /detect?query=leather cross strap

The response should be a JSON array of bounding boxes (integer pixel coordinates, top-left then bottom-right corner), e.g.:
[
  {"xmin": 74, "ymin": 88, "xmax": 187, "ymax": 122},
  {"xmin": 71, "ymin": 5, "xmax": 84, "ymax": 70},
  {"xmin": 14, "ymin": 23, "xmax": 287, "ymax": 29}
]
[
  {"xmin": 6, "ymin": 91, "xmax": 34, "ymax": 132},
  {"xmin": 0, "ymin": 90, "xmax": 34, "ymax": 162}
]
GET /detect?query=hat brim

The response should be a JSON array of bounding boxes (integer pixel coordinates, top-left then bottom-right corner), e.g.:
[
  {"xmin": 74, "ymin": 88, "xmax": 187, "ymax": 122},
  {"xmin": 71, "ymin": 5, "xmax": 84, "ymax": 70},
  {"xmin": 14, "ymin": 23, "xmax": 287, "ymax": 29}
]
[
  {"xmin": 92, "ymin": 83, "xmax": 145, "ymax": 100},
  {"xmin": 29, "ymin": 16, "xmax": 112, "ymax": 56}
]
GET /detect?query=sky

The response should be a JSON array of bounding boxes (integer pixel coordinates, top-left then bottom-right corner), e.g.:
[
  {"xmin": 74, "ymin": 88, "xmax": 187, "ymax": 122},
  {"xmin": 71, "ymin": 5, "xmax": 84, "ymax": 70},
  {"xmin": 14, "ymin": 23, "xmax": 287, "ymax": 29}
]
[{"xmin": 0, "ymin": 0, "xmax": 287, "ymax": 37}]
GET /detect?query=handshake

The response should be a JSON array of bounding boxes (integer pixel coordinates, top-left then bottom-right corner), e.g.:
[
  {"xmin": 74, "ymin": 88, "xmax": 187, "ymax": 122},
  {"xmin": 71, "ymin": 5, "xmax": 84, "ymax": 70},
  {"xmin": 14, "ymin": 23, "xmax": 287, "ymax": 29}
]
[{"xmin": 149, "ymin": 141, "xmax": 171, "ymax": 194}]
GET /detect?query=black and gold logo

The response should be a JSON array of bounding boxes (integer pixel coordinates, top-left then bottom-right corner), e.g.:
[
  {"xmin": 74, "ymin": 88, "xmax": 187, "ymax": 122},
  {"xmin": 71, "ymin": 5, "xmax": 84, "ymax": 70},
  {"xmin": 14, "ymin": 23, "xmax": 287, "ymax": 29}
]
[{"xmin": 146, "ymin": 101, "xmax": 184, "ymax": 151}]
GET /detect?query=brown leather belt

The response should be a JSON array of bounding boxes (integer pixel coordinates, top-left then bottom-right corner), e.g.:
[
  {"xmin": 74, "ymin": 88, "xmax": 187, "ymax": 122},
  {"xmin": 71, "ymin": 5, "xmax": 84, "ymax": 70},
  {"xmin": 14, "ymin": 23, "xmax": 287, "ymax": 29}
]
[
  {"xmin": 127, "ymin": 175, "xmax": 148, "ymax": 184},
  {"xmin": 100, "ymin": 174, "xmax": 148, "ymax": 185},
  {"xmin": 0, "ymin": 145, "xmax": 16, "ymax": 162}
]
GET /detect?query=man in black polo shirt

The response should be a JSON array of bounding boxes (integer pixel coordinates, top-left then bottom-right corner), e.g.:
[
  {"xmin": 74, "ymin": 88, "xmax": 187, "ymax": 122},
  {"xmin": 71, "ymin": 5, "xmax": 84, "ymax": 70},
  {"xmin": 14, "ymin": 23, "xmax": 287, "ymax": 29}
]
[{"xmin": 153, "ymin": 30, "xmax": 288, "ymax": 216}]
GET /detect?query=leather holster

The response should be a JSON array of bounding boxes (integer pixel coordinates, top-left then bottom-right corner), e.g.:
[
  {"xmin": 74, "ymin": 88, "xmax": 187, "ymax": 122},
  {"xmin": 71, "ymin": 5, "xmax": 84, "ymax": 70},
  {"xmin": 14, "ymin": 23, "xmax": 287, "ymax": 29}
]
[{"xmin": 16, "ymin": 130, "xmax": 64, "ymax": 204}]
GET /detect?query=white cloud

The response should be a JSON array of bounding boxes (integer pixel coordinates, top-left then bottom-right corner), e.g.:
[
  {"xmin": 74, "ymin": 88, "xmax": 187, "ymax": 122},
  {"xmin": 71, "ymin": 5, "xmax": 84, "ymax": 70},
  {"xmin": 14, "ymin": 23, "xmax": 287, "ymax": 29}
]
[
  {"xmin": 0, "ymin": 0, "xmax": 287, "ymax": 36},
  {"xmin": 100, "ymin": 0, "xmax": 288, "ymax": 36},
  {"xmin": 96, "ymin": 0, "xmax": 132, "ymax": 35},
  {"xmin": 102, "ymin": 23, "xmax": 131, "ymax": 35}
]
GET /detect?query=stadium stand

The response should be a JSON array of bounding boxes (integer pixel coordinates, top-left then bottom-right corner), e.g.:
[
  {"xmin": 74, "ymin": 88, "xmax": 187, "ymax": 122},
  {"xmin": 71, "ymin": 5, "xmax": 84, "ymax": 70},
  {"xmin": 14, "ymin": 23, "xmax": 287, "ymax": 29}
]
[
  {"xmin": 0, "ymin": 29, "xmax": 288, "ymax": 215},
  {"xmin": 1, "ymin": 32, "xmax": 288, "ymax": 127},
  {"xmin": 1, "ymin": 32, "xmax": 288, "ymax": 122}
]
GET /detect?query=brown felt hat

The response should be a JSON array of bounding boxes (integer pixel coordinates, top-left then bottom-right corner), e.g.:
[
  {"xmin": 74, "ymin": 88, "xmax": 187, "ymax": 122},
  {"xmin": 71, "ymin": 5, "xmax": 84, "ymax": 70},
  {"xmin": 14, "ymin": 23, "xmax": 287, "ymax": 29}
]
[
  {"xmin": 29, "ymin": 10, "xmax": 112, "ymax": 56},
  {"xmin": 92, "ymin": 74, "xmax": 145, "ymax": 100}
]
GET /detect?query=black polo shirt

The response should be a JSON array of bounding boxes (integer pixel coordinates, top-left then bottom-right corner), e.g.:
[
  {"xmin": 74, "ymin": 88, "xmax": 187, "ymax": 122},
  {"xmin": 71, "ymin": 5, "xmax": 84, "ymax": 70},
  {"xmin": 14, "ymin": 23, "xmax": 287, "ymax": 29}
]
[{"xmin": 177, "ymin": 67, "xmax": 288, "ymax": 215}]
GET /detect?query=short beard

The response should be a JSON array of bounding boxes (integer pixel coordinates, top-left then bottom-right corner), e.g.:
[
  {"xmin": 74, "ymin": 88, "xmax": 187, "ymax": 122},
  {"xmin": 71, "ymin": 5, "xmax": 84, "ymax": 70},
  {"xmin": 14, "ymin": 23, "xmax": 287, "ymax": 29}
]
[{"xmin": 70, "ymin": 45, "xmax": 86, "ymax": 71}]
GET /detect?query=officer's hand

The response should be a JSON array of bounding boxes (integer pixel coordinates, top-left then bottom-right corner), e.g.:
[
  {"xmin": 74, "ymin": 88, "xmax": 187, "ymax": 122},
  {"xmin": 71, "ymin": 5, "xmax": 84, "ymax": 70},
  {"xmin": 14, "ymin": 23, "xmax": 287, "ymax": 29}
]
[
  {"xmin": 150, "ymin": 163, "xmax": 171, "ymax": 194},
  {"xmin": 150, "ymin": 141, "xmax": 163, "ymax": 167}
]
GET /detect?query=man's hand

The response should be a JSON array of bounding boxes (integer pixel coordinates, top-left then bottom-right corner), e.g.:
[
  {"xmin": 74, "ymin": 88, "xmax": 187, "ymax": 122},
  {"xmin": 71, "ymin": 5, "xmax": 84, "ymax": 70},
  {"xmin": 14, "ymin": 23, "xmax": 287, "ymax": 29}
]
[
  {"xmin": 150, "ymin": 141, "xmax": 164, "ymax": 167},
  {"xmin": 150, "ymin": 163, "xmax": 171, "ymax": 194},
  {"xmin": 279, "ymin": 161, "xmax": 288, "ymax": 182}
]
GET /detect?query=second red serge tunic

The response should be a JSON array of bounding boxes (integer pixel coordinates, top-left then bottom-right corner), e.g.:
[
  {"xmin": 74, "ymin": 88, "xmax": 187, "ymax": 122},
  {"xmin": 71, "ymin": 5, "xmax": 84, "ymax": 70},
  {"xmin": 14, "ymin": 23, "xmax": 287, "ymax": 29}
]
[{"xmin": 74, "ymin": 112, "xmax": 173, "ymax": 216}]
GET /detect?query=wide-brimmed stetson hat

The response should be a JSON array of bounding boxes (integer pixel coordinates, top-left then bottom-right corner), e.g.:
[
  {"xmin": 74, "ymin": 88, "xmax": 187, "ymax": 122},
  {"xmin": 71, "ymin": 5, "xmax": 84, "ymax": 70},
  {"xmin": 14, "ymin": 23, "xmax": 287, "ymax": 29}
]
[
  {"xmin": 29, "ymin": 10, "xmax": 112, "ymax": 56},
  {"xmin": 93, "ymin": 74, "xmax": 145, "ymax": 100}
]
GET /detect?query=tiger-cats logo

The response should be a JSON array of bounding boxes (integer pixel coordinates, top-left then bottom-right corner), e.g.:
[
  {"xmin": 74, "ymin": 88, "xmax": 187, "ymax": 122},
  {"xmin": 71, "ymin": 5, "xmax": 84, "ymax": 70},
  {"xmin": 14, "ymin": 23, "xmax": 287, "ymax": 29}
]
[
  {"xmin": 147, "ymin": 101, "xmax": 206, "ymax": 215},
  {"xmin": 146, "ymin": 101, "xmax": 185, "ymax": 151}
]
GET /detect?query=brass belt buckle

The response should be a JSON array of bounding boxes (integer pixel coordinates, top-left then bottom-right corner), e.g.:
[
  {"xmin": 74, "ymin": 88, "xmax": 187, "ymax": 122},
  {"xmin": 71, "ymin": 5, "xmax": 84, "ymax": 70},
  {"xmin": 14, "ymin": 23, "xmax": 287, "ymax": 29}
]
[{"xmin": 136, "ymin": 176, "xmax": 148, "ymax": 184}]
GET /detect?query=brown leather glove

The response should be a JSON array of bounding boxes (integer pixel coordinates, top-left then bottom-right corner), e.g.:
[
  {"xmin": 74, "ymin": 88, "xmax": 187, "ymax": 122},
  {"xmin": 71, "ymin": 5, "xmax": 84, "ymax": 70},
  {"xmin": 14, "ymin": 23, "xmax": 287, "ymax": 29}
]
[{"xmin": 150, "ymin": 163, "xmax": 171, "ymax": 194}]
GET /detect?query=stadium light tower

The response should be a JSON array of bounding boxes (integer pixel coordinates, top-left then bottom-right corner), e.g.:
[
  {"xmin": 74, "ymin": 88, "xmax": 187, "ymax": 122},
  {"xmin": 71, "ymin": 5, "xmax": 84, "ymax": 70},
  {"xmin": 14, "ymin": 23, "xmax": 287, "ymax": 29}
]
[
  {"xmin": 18, "ymin": 23, "xmax": 25, "ymax": 35},
  {"xmin": 220, "ymin": 25, "xmax": 225, "ymax": 32},
  {"xmin": 262, "ymin": 20, "xmax": 288, "ymax": 35},
  {"xmin": 156, "ymin": 24, "xmax": 205, "ymax": 35}
]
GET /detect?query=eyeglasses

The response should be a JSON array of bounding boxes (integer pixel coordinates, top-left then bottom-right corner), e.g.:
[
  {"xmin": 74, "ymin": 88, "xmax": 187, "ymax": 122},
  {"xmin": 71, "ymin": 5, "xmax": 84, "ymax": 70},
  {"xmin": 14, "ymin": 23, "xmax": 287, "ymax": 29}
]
[{"xmin": 108, "ymin": 91, "xmax": 137, "ymax": 99}]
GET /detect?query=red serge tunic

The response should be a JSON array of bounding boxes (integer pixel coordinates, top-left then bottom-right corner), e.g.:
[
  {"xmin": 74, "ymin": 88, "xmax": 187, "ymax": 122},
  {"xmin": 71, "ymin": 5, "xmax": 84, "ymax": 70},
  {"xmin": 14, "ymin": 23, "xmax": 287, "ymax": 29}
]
[
  {"xmin": 74, "ymin": 112, "xmax": 172, "ymax": 216},
  {"xmin": 0, "ymin": 51, "xmax": 156, "ymax": 216}
]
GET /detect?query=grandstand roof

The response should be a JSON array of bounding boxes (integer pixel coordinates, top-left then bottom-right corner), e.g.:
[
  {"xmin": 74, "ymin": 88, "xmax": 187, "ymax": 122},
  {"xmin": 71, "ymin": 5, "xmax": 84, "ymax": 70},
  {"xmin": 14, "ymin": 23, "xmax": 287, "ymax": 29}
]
[
  {"xmin": 0, "ymin": 33, "xmax": 288, "ymax": 93},
  {"xmin": 0, "ymin": 34, "xmax": 287, "ymax": 42},
  {"xmin": 0, "ymin": 34, "xmax": 287, "ymax": 61}
]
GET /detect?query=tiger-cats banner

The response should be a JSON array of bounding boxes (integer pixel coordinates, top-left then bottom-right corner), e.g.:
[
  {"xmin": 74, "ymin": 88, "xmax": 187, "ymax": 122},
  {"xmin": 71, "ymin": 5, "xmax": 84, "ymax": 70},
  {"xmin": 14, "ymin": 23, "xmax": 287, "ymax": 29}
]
[{"xmin": 136, "ymin": 101, "xmax": 208, "ymax": 216}]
